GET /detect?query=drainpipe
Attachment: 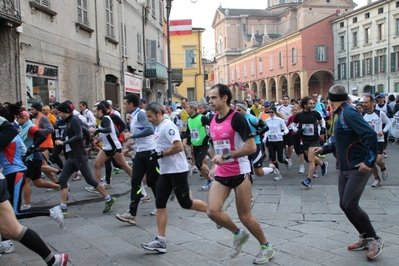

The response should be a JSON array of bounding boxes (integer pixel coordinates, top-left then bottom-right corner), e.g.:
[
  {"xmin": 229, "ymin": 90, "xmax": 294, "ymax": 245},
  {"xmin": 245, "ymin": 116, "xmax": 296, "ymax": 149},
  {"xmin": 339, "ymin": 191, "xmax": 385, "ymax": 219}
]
[{"xmin": 121, "ymin": 0, "xmax": 126, "ymax": 101}]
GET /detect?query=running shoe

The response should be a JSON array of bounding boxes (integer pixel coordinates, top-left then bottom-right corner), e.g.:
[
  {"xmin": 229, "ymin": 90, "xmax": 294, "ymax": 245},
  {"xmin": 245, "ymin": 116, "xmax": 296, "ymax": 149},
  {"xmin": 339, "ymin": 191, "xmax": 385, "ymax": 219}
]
[
  {"xmin": 150, "ymin": 208, "xmax": 157, "ymax": 216},
  {"xmin": 141, "ymin": 237, "xmax": 166, "ymax": 253},
  {"xmin": 100, "ymin": 176, "xmax": 112, "ymax": 182},
  {"xmin": 193, "ymin": 166, "xmax": 199, "ymax": 173},
  {"xmin": 111, "ymin": 168, "xmax": 122, "ymax": 175},
  {"xmin": 0, "ymin": 240, "xmax": 14, "ymax": 254},
  {"xmin": 381, "ymin": 171, "xmax": 388, "ymax": 181},
  {"xmin": 382, "ymin": 151, "xmax": 387, "ymax": 158},
  {"xmin": 253, "ymin": 245, "xmax": 274, "ymax": 264},
  {"xmin": 366, "ymin": 237, "xmax": 384, "ymax": 260},
  {"xmin": 101, "ymin": 182, "xmax": 112, "ymax": 189},
  {"xmin": 302, "ymin": 178, "xmax": 312, "ymax": 188},
  {"xmin": 321, "ymin": 162, "xmax": 328, "ymax": 176},
  {"xmin": 103, "ymin": 197, "xmax": 116, "ymax": 213},
  {"xmin": 318, "ymin": 154, "xmax": 325, "ymax": 158},
  {"xmin": 269, "ymin": 164, "xmax": 280, "ymax": 176},
  {"xmin": 230, "ymin": 228, "xmax": 250, "ymax": 258},
  {"xmin": 49, "ymin": 205, "xmax": 65, "ymax": 228},
  {"xmin": 313, "ymin": 170, "xmax": 318, "ymax": 178},
  {"xmin": 53, "ymin": 253, "xmax": 68, "ymax": 266},
  {"xmin": 286, "ymin": 159, "xmax": 292, "ymax": 171},
  {"xmin": 348, "ymin": 235, "xmax": 369, "ymax": 251},
  {"xmin": 115, "ymin": 212, "xmax": 137, "ymax": 225},
  {"xmin": 299, "ymin": 164, "xmax": 305, "ymax": 174},
  {"xmin": 371, "ymin": 179, "xmax": 381, "ymax": 187},
  {"xmin": 72, "ymin": 172, "xmax": 82, "ymax": 181},
  {"xmin": 47, "ymin": 187, "xmax": 58, "ymax": 192},
  {"xmin": 21, "ymin": 204, "xmax": 31, "ymax": 210},
  {"xmin": 274, "ymin": 175, "xmax": 282, "ymax": 181},
  {"xmin": 61, "ymin": 207, "xmax": 68, "ymax": 215},
  {"xmin": 188, "ymin": 165, "xmax": 193, "ymax": 177},
  {"xmin": 140, "ymin": 195, "xmax": 151, "ymax": 203},
  {"xmin": 216, "ymin": 224, "xmax": 222, "ymax": 229},
  {"xmin": 84, "ymin": 186, "xmax": 99, "ymax": 194},
  {"xmin": 200, "ymin": 180, "xmax": 213, "ymax": 191}
]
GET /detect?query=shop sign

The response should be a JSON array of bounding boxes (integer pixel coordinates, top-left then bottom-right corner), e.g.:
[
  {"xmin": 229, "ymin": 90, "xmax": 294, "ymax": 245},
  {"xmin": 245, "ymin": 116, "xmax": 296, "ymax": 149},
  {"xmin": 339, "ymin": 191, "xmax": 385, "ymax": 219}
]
[
  {"xmin": 26, "ymin": 63, "xmax": 58, "ymax": 77},
  {"xmin": 125, "ymin": 73, "xmax": 141, "ymax": 94}
]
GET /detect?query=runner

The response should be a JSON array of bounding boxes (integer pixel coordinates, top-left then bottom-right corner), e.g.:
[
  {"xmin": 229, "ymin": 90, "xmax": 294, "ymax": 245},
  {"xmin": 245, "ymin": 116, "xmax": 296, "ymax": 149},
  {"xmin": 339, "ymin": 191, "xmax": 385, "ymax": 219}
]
[
  {"xmin": 314, "ymin": 84, "xmax": 384, "ymax": 260},
  {"xmin": 206, "ymin": 84, "xmax": 274, "ymax": 264},
  {"xmin": 141, "ymin": 102, "xmax": 207, "ymax": 253}
]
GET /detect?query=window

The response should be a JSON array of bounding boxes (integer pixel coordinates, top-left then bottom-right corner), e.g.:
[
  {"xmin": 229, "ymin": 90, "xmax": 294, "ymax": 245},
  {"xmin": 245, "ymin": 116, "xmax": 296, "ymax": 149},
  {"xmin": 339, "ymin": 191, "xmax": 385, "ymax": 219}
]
[
  {"xmin": 237, "ymin": 67, "xmax": 240, "ymax": 79},
  {"xmin": 187, "ymin": 87, "xmax": 195, "ymax": 101},
  {"xmin": 121, "ymin": 24, "xmax": 127, "ymax": 56},
  {"xmin": 77, "ymin": 0, "xmax": 88, "ymax": 26},
  {"xmin": 340, "ymin": 22, "xmax": 344, "ymax": 28},
  {"xmin": 354, "ymin": 60, "xmax": 359, "ymax": 77},
  {"xmin": 218, "ymin": 39, "xmax": 223, "ymax": 54},
  {"xmin": 291, "ymin": 47, "xmax": 297, "ymax": 64},
  {"xmin": 396, "ymin": 19, "xmax": 399, "ymax": 36},
  {"xmin": 184, "ymin": 49, "xmax": 195, "ymax": 68},
  {"xmin": 378, "ymin": 24, "xmax": 384, "ymax": 41},
  {"xmin": 365, "ymin": 12, "xmax": 370, "ymax": 19},
  {"xmin": 35, "ymin": 0, "xmax": 50, "ymax": 7},
  {"xmin": 375, "ymin": 55, "xmax": 386, "ymax": 73},
  {"xmin": 395, "ymin": 83, "xmax": 399, "ymax": 92},
  {"xmin": 391, "ymin": 52, "xmax": 399, "ymax": 72},
  {"xmin": 397, "ymin": 1, "xmax": 399, "ymax": 8},
  {"xmin": 337, "ymin": 62, "xmax": 346, "ymax": 80},
  {"xmin": 353, "ymin": 17, "xmax": 357, "ymax": 23},
  {"xmin": 106, "ymin": 0, "xmax": 114, "ymax": 38},
  {"xmin": 378, "ymin": 7, "xmax": 383, "ymax": 14},
  {"xmin": 340, "ymin": 36, "xmax": 345, "ymax": 51},
  {"xmin": 365, "ymin": 28, "xmax": 371, "ymax": 44},
  {"xmin": 244, "ymin": 65, "xmax": 247, "ymax": 77},
  {"xmin": 377, "ymin": 84, "xmax": 384, "ymax": 92},
  {"xmin": 269, "ymin": 56, "xmax": 273, "ymax": 70},
  {"xmin": 379, "ymin": 55, "xmax": 385, "ymax": 73},
  {"xmin": 137, "ymin": 34, "xmax": 142, "ymax": 62},
  {"xmin": 352, "ymin": 32, "xmax": 358, "ymax": 47},
  {"xmin": 365, "ymin": 58, "xmax": 371, "ymax": 75},
  {"xmin": 259, "ymin": 60, "xmax": 263, "ymax": 73},
  {"xmin": 278, "ymin": 52, "xmax": 283, "ymax": 68},
  {"xmin": 315, "ymin": 46, "xmax": 329, "ymax": 62},
  {"xmin": 152, "ymin": 0, "xmax": 156, "ymax": 17},
  {"xmin": 159, "ymin": 0, "xmax": 162, "ymax": 24},
  {"xmin": 231, "ymin": 69, "xmax": 235, "ymax": 80},
  {"xmin": 251, "ymin": 62, "xmax": 254, "ymax": 76}
]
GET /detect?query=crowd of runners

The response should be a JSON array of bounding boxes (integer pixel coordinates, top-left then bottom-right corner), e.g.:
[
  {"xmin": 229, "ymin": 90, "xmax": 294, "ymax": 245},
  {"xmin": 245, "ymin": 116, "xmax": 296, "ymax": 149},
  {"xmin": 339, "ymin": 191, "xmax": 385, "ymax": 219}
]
[{"xmin": 1, "ymin": 84, "xmax": 397, "ymax": 264}]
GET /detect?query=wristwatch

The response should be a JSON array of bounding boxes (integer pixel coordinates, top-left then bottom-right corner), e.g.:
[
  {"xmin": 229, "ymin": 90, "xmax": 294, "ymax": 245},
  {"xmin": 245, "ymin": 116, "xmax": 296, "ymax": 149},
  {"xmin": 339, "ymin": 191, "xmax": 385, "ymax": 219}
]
[{"xmin": 222, "ymin": 153, "xmax": 231, "ymax": 160}]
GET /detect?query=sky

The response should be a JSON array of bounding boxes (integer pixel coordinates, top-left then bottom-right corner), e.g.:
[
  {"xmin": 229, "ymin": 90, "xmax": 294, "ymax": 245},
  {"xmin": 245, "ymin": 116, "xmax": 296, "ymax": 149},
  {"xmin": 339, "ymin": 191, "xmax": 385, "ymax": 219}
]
[{"xmin": 170, "ymin": 0, "xmax": 369, "ymax": 59}]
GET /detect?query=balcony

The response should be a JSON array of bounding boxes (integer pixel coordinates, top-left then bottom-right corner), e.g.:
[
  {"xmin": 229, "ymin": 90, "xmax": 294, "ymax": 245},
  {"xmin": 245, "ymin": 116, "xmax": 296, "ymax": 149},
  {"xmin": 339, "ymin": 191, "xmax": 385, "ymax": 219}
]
[
  {"xmin": 144, "ymin": 61, "xmax": 167, "ymax": 83},
  {"xmin": 171, "ymin": 68, "xmax": 183, "ymax": 86},
  {"xmin": 0, "ymin": 0, "xmax": 22, "ymax": 27}
]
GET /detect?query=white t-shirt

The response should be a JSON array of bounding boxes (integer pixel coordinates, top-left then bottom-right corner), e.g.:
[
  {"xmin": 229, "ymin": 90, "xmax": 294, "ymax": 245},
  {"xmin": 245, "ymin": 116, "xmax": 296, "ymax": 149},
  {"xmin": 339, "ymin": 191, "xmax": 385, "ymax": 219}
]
[{"xmin": 155, "ymin": 119, "xmax": 189, "ymax": 174}]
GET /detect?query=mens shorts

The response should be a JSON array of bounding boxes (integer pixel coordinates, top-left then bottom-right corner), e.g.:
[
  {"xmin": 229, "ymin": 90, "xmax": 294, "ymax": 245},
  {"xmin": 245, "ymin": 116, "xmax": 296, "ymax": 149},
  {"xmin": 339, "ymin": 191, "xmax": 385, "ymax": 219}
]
[
  {"xmin": 303, "ymin": 140, "xmax": 320, "ymax": 151},
  {"xmin": 25, "ymin": 159, "xmax": 43, "ymax": 181},
  {"xmin": 0, "ymin": 177, "xmax": 10, "ymax": 203},
  {"xmin": 248, "ymin": 144, "xmax": 263, "ymax": 169},
  {"xmin": 377, "ymin": 142, "xmax": 384, "ymax": 154},
  {"xmin": 104, "ymin": 148, "xmax": 122, "ymax": 157},
  {"xmin": 215, "ymin": 174, "xmax": 249, "ymax": 189}
]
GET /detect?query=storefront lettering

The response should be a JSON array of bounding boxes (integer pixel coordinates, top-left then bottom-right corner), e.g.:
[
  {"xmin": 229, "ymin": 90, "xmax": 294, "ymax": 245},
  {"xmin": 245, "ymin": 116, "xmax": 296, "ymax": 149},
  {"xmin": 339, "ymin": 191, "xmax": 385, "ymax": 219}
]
[{"xmin": 26, "ymin": 64, "xmax": 58, "ymax": 77}]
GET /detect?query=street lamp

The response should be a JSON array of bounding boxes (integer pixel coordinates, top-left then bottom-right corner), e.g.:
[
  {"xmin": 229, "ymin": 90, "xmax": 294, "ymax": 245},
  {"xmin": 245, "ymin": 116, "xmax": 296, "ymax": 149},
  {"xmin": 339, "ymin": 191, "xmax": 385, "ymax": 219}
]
[{"xmin": 165, "ymin": 0, "xmax": 173, "ymax": 106}]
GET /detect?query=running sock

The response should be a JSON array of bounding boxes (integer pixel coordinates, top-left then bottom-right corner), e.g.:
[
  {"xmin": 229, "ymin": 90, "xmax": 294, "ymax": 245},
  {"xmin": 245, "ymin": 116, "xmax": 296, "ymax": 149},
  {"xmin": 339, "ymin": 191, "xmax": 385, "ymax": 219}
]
[
  {"xmin": 105, "ymin": 195, "xmax": 111, "ymax": 202},
  {"xmin": 284, "ymin": 160, "xmax": 288, "ymax": 165},
  {"xmin": 157, "ymin": 235, "xmax": 166, "ymax": 243},
  {"xmin": 60, "ymin": 204, "xmax": 67, "ymax": 210},
  {"xmin": 375, "ymin": 176, "xmax": 381, "ymax": 180},
  {"xmin": 141, "ymin": 182, "xmax": 147, "ymax": 197},
  {"xmin": 381, "ymin": 167, "xmax": 386, "ymax": 172},
  {"xmin": 16, "ymin": 227, "xmax": 55, "ymax": 266},
  {"xmin": 260, "ymin": 242, "xmax": 270, "ymax": 249},
  {"xmin": 234, "ymin": 228, "xmax": 241, "ymax": 236},
  {"xmin": 262, "ymin": 167, "xmax": 274, "ymax": 175}
]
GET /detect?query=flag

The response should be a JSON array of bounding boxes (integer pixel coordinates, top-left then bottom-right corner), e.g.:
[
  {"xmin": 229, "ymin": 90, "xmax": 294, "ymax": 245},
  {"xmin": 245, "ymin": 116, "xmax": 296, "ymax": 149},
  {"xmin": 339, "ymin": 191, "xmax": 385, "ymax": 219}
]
[{"xmin": 170, "ymin": 19, "xmax": 192, "ymax": 36}]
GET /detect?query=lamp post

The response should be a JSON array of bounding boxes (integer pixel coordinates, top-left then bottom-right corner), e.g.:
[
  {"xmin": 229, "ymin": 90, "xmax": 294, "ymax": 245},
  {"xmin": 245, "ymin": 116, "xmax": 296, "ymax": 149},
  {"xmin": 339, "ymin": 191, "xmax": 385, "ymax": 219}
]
[{"xmin": 165, "ymin": 0, "xmax": 173, "ymax": 106}]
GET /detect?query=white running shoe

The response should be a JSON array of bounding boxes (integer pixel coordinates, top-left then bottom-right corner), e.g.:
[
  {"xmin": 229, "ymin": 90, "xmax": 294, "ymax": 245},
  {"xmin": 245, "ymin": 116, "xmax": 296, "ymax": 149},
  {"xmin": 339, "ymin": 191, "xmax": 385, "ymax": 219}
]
[
  {"xmin": 286, "ymin": 159, "xmax": 292, "ymax": 171},
  {"xmin": 274, "ymin": 175, "xmax": 282, "ymax": 181},
  {"xmin": 49, "ymin": 205, "xmax": 65, "ymax": 228},
  {"xmin": 150, "ymin": 208, "xmax": 157, "ymax": 216},
  {"xmin": 0, "ymin": 240, "xmax": 14, "ymax": 254},
  {"xmin": 52, "ymin": 253, "xmax": 68, "ymax": 266},
  {"xmin": 371, "ymin": 179, "xmax": 381, "ymax": 187},
  {"xmin": 21, "ymin": 204, "xmax": 31, "ymax": 210},
  {"xmin": 299, "ymin": 164, "xmax": 305, "ymax": 174},
  {"xmin": 84, "ymin": 186, "xmax": 99, "ymax": 194}
]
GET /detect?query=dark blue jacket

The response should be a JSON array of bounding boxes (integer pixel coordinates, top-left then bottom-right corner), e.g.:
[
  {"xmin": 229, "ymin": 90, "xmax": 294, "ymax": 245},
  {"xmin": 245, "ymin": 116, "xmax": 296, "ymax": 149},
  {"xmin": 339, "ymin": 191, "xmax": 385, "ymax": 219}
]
[{"xmin": 321, "ymin": 102, "xmax": 377, "ymax": 171}]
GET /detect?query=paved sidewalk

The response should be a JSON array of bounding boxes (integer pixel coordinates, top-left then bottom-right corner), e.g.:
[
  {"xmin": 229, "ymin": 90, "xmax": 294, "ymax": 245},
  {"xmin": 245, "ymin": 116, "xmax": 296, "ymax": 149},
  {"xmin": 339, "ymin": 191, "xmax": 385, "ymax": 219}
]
[{"xmin": 2, "ymin": 143, "xmax": 399, "ymax": 265}]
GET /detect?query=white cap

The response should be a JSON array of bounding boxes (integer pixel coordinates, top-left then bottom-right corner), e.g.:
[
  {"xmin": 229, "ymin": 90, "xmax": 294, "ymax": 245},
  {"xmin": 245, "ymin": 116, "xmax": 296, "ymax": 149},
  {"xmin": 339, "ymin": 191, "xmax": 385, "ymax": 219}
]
[{"xmin": 107, "ymin": 100, "xmax": 113, "ymax": 106}]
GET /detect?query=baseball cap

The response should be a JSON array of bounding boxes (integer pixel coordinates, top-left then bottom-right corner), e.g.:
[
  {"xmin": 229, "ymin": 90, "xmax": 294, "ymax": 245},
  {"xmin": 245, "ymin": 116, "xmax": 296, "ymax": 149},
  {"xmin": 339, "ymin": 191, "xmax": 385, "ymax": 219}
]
[
  {"xmin": 52, "ymin": 102, "xmax": 60, "ymax": 108},
  {"xmin": 31, "ymin": 102, "xmax": 42, "ymax": 112},
  {"xmin": 100, "ymin": 100, "xmax": 110, "ymax": 109},
  {"xmin": 56, "ymin": 102, "xmax": 72, "ymax": 114},
  {"xmin": 269, "ymin": 106, "xmax": 277, "ymax": 113},
  {"xmin": 263, "ymin": 101, "xmax": 271, "ymax": 107},
  {"xmin": 376, "ymin": 93, "xmax": 385, "ymax": 98},
  {"xmin": 139, "ymin": 98, "xmax": 147, "ymax": 104}
]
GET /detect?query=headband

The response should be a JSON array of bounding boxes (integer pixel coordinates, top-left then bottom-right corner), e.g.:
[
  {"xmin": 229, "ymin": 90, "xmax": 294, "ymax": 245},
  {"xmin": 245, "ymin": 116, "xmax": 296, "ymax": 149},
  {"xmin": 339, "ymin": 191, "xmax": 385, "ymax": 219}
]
[
  {"xmin": 235, "ymin": 103, "xmax": 247, "ymax": 110},
  {"xmin": 328, "ymin": 92, "xmax": 348, "ymax": 102}
]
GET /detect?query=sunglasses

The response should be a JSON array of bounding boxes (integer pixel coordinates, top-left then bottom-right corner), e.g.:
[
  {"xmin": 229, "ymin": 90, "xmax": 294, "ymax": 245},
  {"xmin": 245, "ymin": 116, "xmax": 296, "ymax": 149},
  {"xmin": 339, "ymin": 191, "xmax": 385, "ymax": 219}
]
[{"xmin": 267, "ymin": 111, "xmax": 275, "ymax": 114}]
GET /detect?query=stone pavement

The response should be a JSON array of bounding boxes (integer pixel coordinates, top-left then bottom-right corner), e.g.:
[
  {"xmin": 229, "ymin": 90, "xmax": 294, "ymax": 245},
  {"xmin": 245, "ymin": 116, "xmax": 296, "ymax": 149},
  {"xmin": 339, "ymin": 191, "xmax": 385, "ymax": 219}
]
[{"xmin": 2, "ymin": 143, "xmax": 399, "ymax": 265}]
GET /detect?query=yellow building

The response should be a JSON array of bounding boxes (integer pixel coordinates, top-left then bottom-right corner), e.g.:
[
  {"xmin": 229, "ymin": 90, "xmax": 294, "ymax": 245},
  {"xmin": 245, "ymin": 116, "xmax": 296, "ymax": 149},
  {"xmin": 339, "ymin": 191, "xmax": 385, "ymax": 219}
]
[{"xmin": 170, "ymin": 27, "xmax": 205, "ymax": 102}]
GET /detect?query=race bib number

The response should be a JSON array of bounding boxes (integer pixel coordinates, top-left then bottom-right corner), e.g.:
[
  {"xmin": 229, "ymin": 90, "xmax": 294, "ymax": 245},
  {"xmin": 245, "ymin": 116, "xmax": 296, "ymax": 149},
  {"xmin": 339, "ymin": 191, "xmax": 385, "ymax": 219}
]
[
  {"xmin": 213, "ymin": 140, "xmax": 233, "ymax": 163},
  {"xmin": 302, "ymin": 124, "xmax": 314, "ymax": 136},
  {"xmin": 65, "ymin": 136, "xmax": 71, "ymax": 153},
  {"xmin": 367, "ymin": 121, "xmax": 376, "ymax": 131},
  {"xmin": 180, "ymin": 122, "xmax": 187, "ymax": 130},
  {"xmin": 191, "ymin": 129, "xmax": 199, "ymax": 141},
  {"xmin": 268, "ymin": 131, "xmax": 278, "ymax": 141}
]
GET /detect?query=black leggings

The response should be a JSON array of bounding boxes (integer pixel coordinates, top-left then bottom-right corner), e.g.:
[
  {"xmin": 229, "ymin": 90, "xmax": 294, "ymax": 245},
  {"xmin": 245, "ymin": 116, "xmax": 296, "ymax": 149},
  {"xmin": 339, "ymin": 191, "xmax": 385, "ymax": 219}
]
[
  {"xmin": 193, "ymin": 144, "xmax": 209, "ymax": 170},
  {"xmin": 129, "ymin": 151, "xmax": 159, "ymax": 216},
  {"xmin": 156, "ymin": 171, "xmax": 192, "ymax": 209},
  {"xmin": 58, "ymin": 155, "xmax": 98, "ymax": 189},
  {"xmin": 338, "ymin": 169, "xmax": 377, "ymax": 239},
  {"xmin": 268, "ymin": 141, "xmax": 286, "ymax": 164},
  {"xmin": 50, "ymin": 144, "xmax": 64, "ymax": 169}
]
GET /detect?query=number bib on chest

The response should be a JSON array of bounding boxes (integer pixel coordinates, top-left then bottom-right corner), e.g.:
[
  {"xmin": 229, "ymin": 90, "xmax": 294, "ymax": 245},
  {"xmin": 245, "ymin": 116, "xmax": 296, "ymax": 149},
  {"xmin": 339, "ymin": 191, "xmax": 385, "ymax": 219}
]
[
  {"xmin": 213, "ymin": 140, "xmax": 233, "ymax": 163},
  {"xmin": 191, "ymin": 129, "xmax": 199, "ymax": 141},
  {"xmin": 268, "ymin": 131, "xmax": 279, "ymax": 141},
  {"xmin": 302, "ymin": 124, "xmax": 314, "ymax": 136}
]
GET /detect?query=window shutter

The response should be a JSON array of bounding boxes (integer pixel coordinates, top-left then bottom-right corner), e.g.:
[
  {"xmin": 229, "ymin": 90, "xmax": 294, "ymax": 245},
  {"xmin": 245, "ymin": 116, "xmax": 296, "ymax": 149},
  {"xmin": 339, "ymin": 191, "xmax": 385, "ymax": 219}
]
[
  {"xmin": 150, "ymin": 40, "xmax": 157, "ymax": 61},
  {"xmin": 392, "ymin": 53, "xmax": 397, "ymax": 72},
  {"xmin": 383, "ymin": 55, "xmax": 386, "ymax": 73},
  {"xmin": 370, "ymin": 59, "xmax": 373, "ymax": 75},
  {"xmin": 152, "ymin": 0, "xmax": 156, "ymax": 17},
  {"xmin": 362, "ymin": 59, "xmax": 365, "ymax": 76},
  {"xmin": 137, "ymin": 34, "xmax": 142, "ymax": 62},
  {"xmin": 357, "ymin": 60, "xmax": 360, "ymax": 77},
  {"xmin": 374, "ymin": 57, "xmax": 379, "ymax": 74},
  {"xmin": 350, "ymin": 61, "xmax": 353, "ymax": 78},
  {"xmin": 315, "ymin": 46, "xmax": 318, "ymax": 62},
  {"xmin": 294, "ymin": 48, "xmax": 297, "ymax": 64},
  {"xmin": 325, "ymin": 46, "xmax": 329, "ymax": 62},
  {"xmin": 343, "ymin": 63, "xmax": 346, "ymax": 78},
  {"xmin": 337, "ymin": 64, "xmax": 341, "ymax": 80},
  {"xmin": 77, "ymin": 0, "xmax": 82, "ymax": 24},
  {"xmin": 83, "ymin": 0, "xmax": 88, "ymax": 25},
  {"xmin": 146, "ymin": 39, "xmax": 150, "ymax": 62}
]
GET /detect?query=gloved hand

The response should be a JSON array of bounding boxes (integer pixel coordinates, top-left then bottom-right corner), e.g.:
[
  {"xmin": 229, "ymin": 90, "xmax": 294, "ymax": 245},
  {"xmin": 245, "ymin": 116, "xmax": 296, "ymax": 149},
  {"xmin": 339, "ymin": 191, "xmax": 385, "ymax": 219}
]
[{"xmin": 149, "ymin": 150, "xmax": 163, "ymax": 161}]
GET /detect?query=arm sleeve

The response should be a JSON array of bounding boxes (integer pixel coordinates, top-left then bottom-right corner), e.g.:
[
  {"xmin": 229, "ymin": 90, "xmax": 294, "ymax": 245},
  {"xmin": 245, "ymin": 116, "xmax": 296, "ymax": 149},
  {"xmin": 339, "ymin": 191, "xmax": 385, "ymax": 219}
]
[
  {"xmin": 380, "ymin": 111, "xmax": 391, "ymax": 132},
  {"xmin": 32, "ymin": 129, "xmax": 46, "ymax": 147},
  {"xmin": 201, "ymin": 115, "xmax": 210, "ymax": 126},
  {"xmin": 231, "ymin": 112, "xmax": 252, "ymax": 141},
  {"xmin": 280, "ymin": 120, "xmax": 289, "ymax": 135},
  {"xmin": 132, "ymin": 112, "xmax": 154, "ymax": 138},
  {"xmin": 63, "ymin": 120, "xmax": 83, "ymax": 144},
  {"xmin": 87, "ymin": 111, "xmax": 97, "ymax": 127},
  {"xmin": 39, "ymin": 116, "xmax": 54, "ymax": 135},
  {"xmin": 110, "ymin": 114, "xmax": 126, "ymax": 132},
  {"xmin": 96, "ymin": 118, "xmax": 112, "ymax": 133},
  {"xmin": 0, "ymin": 118, "xmax": 18, "ymax": 151}
]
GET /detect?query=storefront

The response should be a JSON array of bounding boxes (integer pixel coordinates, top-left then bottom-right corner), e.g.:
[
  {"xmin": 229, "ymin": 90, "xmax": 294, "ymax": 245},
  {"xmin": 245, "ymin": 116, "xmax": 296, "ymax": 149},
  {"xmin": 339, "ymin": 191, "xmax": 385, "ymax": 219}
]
[
  {"xmin": 25, "ymin": 61, "xmax": 59, "ymax": 107},
  {"xmin": 124, "ymin": 72, "xmax": 142, "ymax": 98}
]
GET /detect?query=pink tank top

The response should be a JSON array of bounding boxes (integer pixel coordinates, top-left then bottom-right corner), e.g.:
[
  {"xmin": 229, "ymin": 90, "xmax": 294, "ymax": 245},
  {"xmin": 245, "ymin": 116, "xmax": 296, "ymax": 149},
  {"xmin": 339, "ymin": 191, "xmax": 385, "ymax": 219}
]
[{"xmin": 210, "ymin": 110, "xmax": 251, "ymax": 177}]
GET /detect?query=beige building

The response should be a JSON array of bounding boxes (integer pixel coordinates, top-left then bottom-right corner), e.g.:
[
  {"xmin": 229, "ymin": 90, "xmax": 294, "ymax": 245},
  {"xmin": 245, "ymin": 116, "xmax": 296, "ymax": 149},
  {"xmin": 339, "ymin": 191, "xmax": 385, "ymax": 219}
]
[{"xmin": 1, "ymin": 0, "xmax": 167, "ymax": 108}]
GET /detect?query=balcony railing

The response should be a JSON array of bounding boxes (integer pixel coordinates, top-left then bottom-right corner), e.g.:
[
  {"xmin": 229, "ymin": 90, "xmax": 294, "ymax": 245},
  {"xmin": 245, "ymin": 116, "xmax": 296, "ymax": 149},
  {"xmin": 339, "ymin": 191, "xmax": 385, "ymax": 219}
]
[
  {"xmin": 144, "ymin": 61, "xmax": 167, "ymax": 80},
  {"xmin": 0, "ymin": 0, "xmax": 22, "ymax": 27}
]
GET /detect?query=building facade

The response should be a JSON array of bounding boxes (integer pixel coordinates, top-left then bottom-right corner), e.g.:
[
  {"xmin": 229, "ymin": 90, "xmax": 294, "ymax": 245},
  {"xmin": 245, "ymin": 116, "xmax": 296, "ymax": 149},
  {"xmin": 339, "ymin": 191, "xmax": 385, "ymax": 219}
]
[
  {"xmin": 1, "ymin": 0, "xmax": 167, "ymax": 109},
  {"xmin": 332, "ymin": 0, "xmax": 399, "ymax": 96},
  {"xmin": 211, "ymin": 0, "xmax": 357, "ymax": 101}
]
